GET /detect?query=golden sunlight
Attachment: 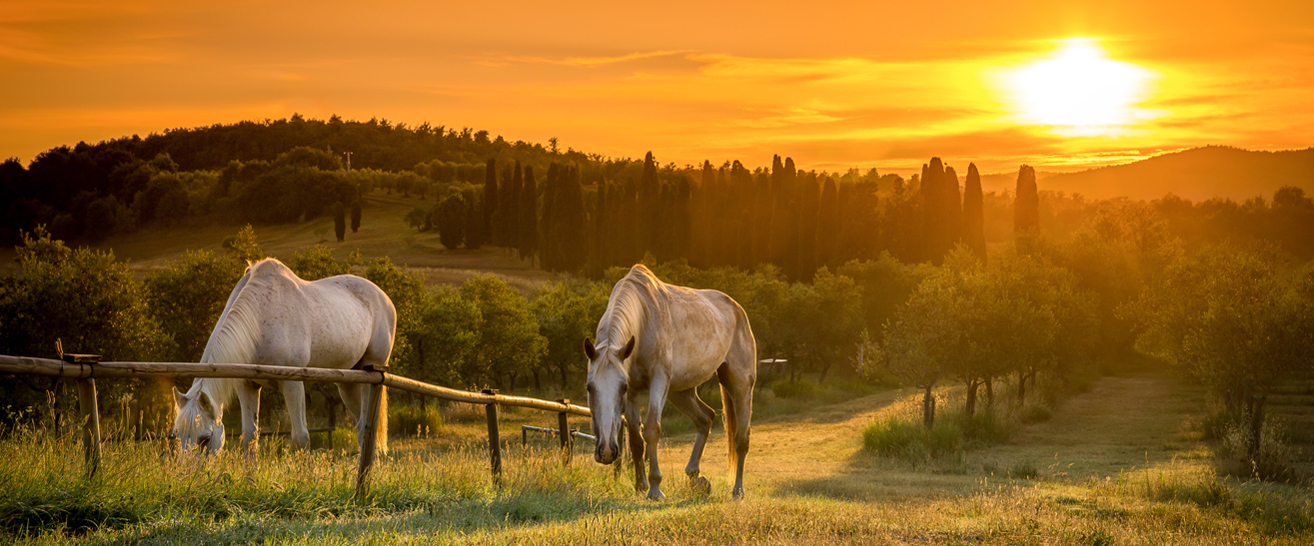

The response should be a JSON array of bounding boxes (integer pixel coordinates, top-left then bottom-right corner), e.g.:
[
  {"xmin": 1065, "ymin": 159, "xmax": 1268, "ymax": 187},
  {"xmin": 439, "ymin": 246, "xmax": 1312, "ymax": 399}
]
[{"xmin": 1004, "ymin": 38, "xmax": 1156, "ymax": 134}]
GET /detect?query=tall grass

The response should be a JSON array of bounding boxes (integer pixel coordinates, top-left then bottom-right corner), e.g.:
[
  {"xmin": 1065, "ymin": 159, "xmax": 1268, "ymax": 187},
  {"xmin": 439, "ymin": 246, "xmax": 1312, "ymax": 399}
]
[
  {"xmin": 862, "ymin": 401, "xmax": 1015, "ymax": 462},
  {"xmin": 0, "ymin": 423, "xmax": 632, "ymax": 540}
]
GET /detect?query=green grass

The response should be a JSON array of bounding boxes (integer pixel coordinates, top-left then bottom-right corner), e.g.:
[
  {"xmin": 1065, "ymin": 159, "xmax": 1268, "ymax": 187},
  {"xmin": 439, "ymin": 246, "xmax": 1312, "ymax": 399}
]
[{"xmin": 4, "ymin": 373, "xmax": 1314, "ymax": 545}]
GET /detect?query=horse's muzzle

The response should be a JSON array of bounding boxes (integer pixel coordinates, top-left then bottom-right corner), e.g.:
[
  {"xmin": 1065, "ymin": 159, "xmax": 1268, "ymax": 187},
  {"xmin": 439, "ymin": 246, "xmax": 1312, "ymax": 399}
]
[{"xmin": 595, "ymin": 441, "xmax": 619, "ymax": 465}]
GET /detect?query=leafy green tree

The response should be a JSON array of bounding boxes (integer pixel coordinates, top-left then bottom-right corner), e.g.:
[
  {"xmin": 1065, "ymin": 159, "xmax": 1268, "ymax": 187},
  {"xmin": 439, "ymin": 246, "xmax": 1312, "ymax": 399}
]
[
  {"xmin": 408, "ymin": 286, "xmax": 482, "ymax": 393},
  {"xmin": 287, "ymin": 245, "xmax": 358, "ymax": 281},
  {"xmin": 0, "ymin": 227, "xmax": 171, "ymax": 420},
  {"xmin": 363, "ymin": 258, "xmax": 428, "ymax": 377},
  {"xmin": 460, "ymin": 275, "xmax": 547, "ymax": 391},
  {"xmin": 144, "ymin": 250, "xmax": 245, "ymax": 362},
  {"xmin": 1130, "ymin": 244, "xmax": 1308, "ymax": 454},
  {"xmin": 531, "ymin": 280, "xmax": 609, "ymax": 389}
]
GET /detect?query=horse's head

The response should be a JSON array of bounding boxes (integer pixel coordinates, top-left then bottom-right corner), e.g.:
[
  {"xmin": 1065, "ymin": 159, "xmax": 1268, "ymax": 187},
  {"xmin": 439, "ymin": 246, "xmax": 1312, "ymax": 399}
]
[
  {"xmin": 584, "ymin": 336, "xmax": 635, "ymax": 465},
  {"xmin": 171, "ymin": 387, "xmax": 225, "ymax": 456}
]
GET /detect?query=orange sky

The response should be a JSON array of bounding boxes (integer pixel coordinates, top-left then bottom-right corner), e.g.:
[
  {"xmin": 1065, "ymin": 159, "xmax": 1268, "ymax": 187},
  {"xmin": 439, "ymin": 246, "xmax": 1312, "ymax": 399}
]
[{"xmin": 2, "ymin": 0, "xmax": 1311, "ymax": 175}]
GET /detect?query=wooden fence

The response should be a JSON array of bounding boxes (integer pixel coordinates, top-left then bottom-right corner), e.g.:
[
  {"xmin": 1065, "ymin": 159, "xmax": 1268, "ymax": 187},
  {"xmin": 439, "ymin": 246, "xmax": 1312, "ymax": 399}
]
[{"xmin": 0, "ymin": 353, "xmax": 592, "ymax": 499}]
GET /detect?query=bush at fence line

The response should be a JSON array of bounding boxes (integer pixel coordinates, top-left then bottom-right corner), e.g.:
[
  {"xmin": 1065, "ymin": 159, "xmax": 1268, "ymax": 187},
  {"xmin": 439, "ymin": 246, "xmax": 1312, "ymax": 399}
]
[{"xmin": 389, "ymin": 404, "xmax": 445, "ymax": 438}]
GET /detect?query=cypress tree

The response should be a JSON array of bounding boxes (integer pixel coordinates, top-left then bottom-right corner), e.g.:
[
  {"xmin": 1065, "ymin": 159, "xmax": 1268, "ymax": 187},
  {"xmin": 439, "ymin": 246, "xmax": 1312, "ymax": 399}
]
[
  {"xmin": 963, "ymin": 163, "xmax": 987, "ymax": 263},
  {"xmin": 464, "ymin": 189, "xmax": 486, "ymax": 249},
  {"xmin": 483, "ymin": 158, "xmax": 497, "ymax": 243},
  {"xmin": 520, "ymin": 165, "xmax": 538, "ymax": 262},
  {"xmin": 540, "ymin": 164, "xmax": 559, "ymax": 270},
  {"xmin": 696, "ymin": 161, "xmax": 715, "ymax": 267},
  {"xmin": 796, "ymin": 172, "xmax": 821, "ymax": 280},
  {"xmin": 505, "ymin": 162, "xmax": 522, "ymax": 254},
  {"xmin": 593, "ymin": 179, "xmax": 608, "ymax": 272},
  {"xmin": 553, "ymin": 165, "xmax": 588, "ymax": 271},
  {"xmin": 920, "ymin": 157, "xmax": 948, "ymax": 264},
  {"xmin": 1014, "ymin": 165, "xmax": 1039, "ymax": 234},
  {"xmin": 436, "ymin": 193, "xmax": 466, "ymax": 250},
  {"xmin": 622, "ymin": 176, "xmax": 640, "ymax": 264},
  {"xmin": 496, "ymin": 165, "xmax": 515, "ymax": 247},
  {"xmin": 638, "ymin": 152, "xmax": 660, "ymax": 257},
  {"xmin": 753, "ymin": 170, "xmax": 772, "ymax": 266},
  {"xmin": 944, "ymin": 165, "xmax": 962, "ymax": 246},
  {"xmin": 818, "ymin": 176, "xmax": 840, "ymax": 268},
  {"xmin": 333, "ymin": 202, "xmax": 346, "ymax": 242},
  {"xmin": 350, "ymin": 199, "xmax": 362, "ymax": 233}
]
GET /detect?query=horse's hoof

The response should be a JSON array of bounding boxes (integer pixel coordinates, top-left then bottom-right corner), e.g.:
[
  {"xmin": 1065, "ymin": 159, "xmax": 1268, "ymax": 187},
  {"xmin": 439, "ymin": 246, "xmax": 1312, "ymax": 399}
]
[
  {"xmin": 732, "ymin": 487, "xmax": 745, "ymax": 500},
  {"xmin": 647, "ymin": 489, "xmax": 666, "ymax": 501},
  {"xmin": 691, "ymin": 476, "xmax": 711, "ymax": 498}
]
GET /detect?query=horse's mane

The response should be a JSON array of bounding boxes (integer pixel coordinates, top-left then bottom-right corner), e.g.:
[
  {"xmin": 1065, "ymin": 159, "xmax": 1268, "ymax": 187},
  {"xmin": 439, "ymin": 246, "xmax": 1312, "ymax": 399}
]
[
  {"xmin": 188, "ymin": 258, "xmax": 295, "ymax": 409},
  {"xmin": 598, "ymin": 265, "xmax": 668, "ymax": 360}
]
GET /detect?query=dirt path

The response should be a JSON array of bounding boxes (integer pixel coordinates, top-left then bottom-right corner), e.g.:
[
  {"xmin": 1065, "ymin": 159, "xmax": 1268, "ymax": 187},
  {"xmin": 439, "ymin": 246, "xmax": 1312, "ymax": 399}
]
[{"xmin": 654, "ymin": 372, "xmax": 1207, "ymax": 500}]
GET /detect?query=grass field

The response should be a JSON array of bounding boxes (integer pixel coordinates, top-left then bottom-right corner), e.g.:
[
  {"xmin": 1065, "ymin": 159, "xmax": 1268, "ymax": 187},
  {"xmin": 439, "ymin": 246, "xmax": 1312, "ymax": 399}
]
[
  {"xmin": 0, "ymin": 191, "xmax": 557, "ymax": 294},
  {"xmin": 4, "ymin": 369, "xmax": 1312, "ymax": 545}
]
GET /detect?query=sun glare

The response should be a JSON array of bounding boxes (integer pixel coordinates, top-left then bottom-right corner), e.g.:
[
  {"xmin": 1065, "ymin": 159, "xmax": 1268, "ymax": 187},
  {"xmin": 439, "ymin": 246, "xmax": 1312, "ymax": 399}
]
[{"xmin": 1005, "ymin": 38, "xmax": 1155, "ymax": 134}]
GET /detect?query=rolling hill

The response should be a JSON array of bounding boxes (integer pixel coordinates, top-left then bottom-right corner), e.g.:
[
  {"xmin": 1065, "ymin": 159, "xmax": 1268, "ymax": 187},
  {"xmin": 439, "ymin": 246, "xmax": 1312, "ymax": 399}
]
[{"xmin": 1036, "ymin": 146, "xmax": 1314, "ymax": 201}]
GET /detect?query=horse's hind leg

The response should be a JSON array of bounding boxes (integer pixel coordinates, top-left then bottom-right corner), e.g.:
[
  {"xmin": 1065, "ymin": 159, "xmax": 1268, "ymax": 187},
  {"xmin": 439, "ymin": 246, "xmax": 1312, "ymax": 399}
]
[
  {"xmin": 280, "ymin": 381, "xmax": 310, "ymax": 449},
  {"xmin": 337, "ymin": 382, "xmax": 362, "ymax": 427},
  {"xmin": 718, "ymin": 358, "xmax": 755, "ymax": 500},
  {"xmin": 667, "ymin": 387, "xmax": 715, "ymax": 480}
]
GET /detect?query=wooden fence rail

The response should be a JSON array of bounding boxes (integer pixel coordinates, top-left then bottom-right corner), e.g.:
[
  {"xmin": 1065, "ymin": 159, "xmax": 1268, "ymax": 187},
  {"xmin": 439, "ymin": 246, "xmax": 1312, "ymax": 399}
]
[{"xmin": 0, "ymin": 353, "xmax": 592, "ymax": 499}]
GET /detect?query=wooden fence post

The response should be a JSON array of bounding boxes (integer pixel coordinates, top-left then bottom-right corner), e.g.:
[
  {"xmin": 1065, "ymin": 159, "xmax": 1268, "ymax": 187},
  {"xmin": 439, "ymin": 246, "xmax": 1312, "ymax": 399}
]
[
  {"xmin": 66, "ymin": 354, "xmax": 102, "ymax": 478},
  {"xmin": 557, "ymin": 399, "xmax": 571, "ymax": 466},
  {"xmin": 483, "ymin": 389, "xmax": 501, "ymax": 486},
  {"xmin": 355, "ymin": 363, "xmax": 386, "ymax": 501}
]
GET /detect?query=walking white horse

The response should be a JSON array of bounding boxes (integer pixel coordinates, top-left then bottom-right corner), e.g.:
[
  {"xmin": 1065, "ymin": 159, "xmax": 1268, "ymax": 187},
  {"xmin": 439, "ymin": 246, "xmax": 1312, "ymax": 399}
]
[
  {"xmin": 585, "ymin": 264, "xmax": 757, "ymax": 500},
  {"xmin": 171, "ymin": 258, "xmax": 393, "ymax": 457}
]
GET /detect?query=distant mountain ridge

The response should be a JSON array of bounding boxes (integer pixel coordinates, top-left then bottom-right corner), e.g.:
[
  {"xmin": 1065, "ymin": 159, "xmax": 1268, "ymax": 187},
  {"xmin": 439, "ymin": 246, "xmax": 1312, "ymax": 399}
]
[{"xmin": 1033, "ymin": 146, "xmax": 1314, "ymax": 202}]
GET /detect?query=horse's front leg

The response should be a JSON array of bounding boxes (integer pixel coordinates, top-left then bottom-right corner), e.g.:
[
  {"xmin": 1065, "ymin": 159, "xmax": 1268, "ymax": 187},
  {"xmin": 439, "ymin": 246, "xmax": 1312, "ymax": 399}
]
[
  {"xmin": 280, "ymin": 381, "xmax": 310, "ymax": 449},
  {"xmin": 623, "ymin": 398, "xmax": 646, "ymax": 493},
  {"xmin": 643, "ymin": 376, "xmax": 670, "ymax": 501},
  {"xmin": 236, "ymin": 381, "xmax": 262, "ymax": 459}
]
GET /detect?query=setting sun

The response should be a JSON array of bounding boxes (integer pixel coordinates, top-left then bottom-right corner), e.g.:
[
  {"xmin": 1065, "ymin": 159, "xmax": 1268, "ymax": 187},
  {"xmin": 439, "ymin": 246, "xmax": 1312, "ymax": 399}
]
[{"xmin": 1005, "ymin": 38, "xmax": 1156, "ymax": 134}]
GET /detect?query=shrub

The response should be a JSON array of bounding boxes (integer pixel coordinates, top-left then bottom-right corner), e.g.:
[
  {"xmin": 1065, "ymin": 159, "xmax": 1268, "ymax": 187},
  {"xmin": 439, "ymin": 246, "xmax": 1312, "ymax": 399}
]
[
  {"xmin": 863, "ymin": 415, "xmax": 963, "ymax": 460},
  {"xmin": 1215, "ymin": 415, "xmax": 1298, "ymax": 482},
  {"xmin": 1021, "ymin": 404, "xmax": 1053, "ymax": 424},
  {"xmin": 389, "ymin": 404, "xmax": 444, "ymax": 439},
  {"xmin": 768, "ymin": 378, "xmax": 822, "ymax": 399}
]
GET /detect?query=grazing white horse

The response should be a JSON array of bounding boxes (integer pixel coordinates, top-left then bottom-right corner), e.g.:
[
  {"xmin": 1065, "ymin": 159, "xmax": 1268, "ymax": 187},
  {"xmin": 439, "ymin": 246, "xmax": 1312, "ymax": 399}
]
[
  {"xmin": 585, "ymin": 264, "xmax": 757, "ymax": 500},
  {"xmin": 171, "ymin": 258, "xmax": 393, "ymax": 457}
]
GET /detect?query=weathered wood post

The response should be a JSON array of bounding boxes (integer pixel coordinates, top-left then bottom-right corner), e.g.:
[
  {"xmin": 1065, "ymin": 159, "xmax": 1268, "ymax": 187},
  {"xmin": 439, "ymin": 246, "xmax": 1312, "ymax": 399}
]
[
  {"xmin": 557, "ymin": 398, "xmax": 571, "ymax": 465},
  {"xmin": 483, "ymin": 389, "xmax": 501, "ymax": 486},
  {"xmin": 1248, "ymin": 394, "xmax": 1266, "ymax": 458},
  {"xmin": 66, "ymin": 354, "xmax": 102, "ymax": 477},
  {"xmin": 355, "ymin": 363, "xmax": 387, "ymax": 501}
]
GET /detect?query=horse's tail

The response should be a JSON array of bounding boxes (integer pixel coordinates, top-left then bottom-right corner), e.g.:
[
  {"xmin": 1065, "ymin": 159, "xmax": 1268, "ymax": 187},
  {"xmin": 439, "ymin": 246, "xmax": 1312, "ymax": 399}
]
[
  {"xmin": 717, "ymin": 363, "xmax": 738, "ymax": 479},
  {"xmin": 377, "ymin": 386, "xmax": 389, "ymax": 456}
]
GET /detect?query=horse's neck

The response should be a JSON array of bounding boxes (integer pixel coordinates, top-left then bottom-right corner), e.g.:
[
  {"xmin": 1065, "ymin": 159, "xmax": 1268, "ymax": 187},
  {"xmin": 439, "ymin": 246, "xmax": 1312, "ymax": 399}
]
[{"xmin": 602, "ymin": 283, "xmax": 650, "ymax": 347}]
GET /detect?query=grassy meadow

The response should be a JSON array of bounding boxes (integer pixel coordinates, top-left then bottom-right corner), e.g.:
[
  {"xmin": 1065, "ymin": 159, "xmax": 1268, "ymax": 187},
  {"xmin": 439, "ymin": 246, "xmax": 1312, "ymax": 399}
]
[{"xmin": 3, "ymin": 368, "xmax": 1312, "ymax": 545}]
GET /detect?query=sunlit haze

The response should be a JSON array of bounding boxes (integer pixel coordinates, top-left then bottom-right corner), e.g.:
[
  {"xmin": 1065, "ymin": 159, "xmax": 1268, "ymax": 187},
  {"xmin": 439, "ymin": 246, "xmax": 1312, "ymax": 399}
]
[
  {"xmin": 1002, "ymin": 38, "xmax": 1156, "ymax": 134},
  {"xmin": 2, "ymin": 1, "xmax": 1312, "ymax": 175}
]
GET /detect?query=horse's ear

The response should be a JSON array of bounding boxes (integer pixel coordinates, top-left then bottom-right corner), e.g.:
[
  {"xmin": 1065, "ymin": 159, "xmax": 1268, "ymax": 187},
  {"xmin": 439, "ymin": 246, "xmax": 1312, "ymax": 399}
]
[
  {"xmin": 173, "ymin": 387, "xmax": 188, "ymax": 409},
  {"xmin": 583, "ymin": 338, "xmax": 597, "ymax": 361},
  {"xmin": 621, "ymin": 336, "xmax": 636, "ymax": 360},
  {"xmin": 197, "ymin": 391, "xmax": 217, "ymax": 418}
]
